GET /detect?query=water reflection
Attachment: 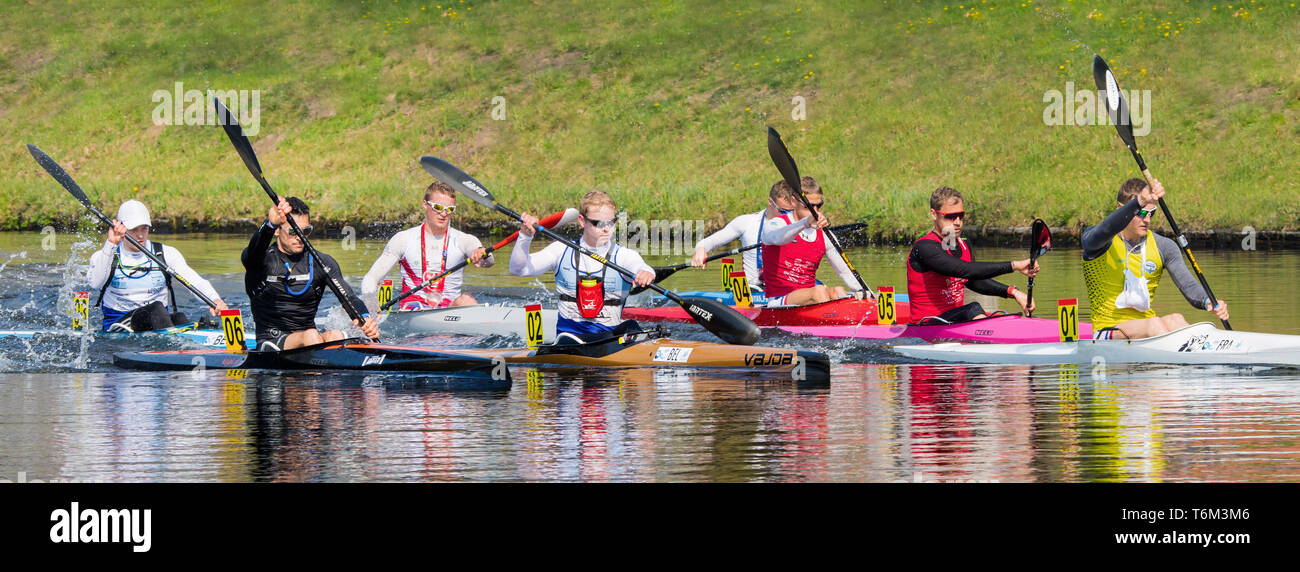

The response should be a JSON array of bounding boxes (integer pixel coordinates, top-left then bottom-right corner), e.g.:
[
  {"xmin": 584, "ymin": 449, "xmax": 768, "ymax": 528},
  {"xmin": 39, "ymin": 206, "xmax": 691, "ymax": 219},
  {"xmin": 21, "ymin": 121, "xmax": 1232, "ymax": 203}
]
[
  {"xmin": 4, "ymin": 232, "xmax": 1300, "ymax": 482},
  {"xmin": 2, "ymin": 363, "xmax": 1300, "ymax": 482}
]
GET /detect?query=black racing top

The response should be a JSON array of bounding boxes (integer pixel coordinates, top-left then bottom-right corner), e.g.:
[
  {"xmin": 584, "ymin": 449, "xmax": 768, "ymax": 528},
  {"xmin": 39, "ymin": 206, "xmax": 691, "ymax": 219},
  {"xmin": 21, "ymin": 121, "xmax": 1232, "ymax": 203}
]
[
  {"xmin": 241, "ymin": 221, "xmax": 369, "ymax": 340},
  {"xmin": 908, "ymin": 238, "xmax": 1014, "ymax": 298}
]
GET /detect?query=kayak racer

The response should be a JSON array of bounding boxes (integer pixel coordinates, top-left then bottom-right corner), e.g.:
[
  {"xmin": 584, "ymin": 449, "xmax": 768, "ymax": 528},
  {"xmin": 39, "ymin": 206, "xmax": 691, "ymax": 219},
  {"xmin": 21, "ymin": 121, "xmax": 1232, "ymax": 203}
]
[
  {"xmin": 242, "ymin": 196, "xmax": 379, "ymax": 350},
  {"xmin": 688, "ymin": 179, "xmax": 801, "ymax": 295},
  {"xmin": 759, "ymin": 177, "xmax": 866, "ymax": 306},
  {"xmin": 1082, "ymin": 177, "xmax": 1228, "ymax": 340},
  {"xmin": 905, "ymin": 186, "xmax": 1039, "ymax": 323},
  {"xmin": 87, "ymin": 200, "xmax": 229, "ymax": 332},
  {"xmin": 510, "ymin": 190, "xmax": 655, "ymax": 341},
  {"xmin": 361, "ymin": 181, "xmax": 492, "ymax": 311}
]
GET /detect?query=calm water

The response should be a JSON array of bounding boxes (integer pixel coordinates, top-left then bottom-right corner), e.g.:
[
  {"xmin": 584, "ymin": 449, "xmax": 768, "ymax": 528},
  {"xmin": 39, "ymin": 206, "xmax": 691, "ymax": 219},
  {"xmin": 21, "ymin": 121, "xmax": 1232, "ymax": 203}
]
[{"xmin": 2, "ymin": 230, "xmax": 1298, "ymax": 482}]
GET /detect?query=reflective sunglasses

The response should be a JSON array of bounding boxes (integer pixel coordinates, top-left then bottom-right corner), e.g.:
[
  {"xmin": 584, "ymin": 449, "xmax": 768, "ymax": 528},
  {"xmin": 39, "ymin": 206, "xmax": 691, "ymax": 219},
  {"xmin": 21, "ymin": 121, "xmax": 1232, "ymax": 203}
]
[
  {"xmin": 426, "ymin": 201, "xmax": 457, "ymax": 215},
  {"xmin": 284, "ymin": 225, "xmax": 313, "ymax": 239},
  {"xmin": 936, "ymin": 210, "xmax": 965, "ymax": 221},
  {"xmin": 584, "ymin": 216, "xmax": 618, "ymax": 229},
  {"xmin": 1135, "ymin": 207, "xmax": 1158, "ymax": 219}
]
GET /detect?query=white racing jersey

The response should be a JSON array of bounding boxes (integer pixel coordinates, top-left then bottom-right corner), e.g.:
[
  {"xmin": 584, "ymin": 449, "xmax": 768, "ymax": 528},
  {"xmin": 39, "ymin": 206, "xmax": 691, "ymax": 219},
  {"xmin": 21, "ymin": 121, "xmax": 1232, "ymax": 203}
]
[
  {"xmin": 362, "ymin": 225, "xmax": 492, "ymax": 305},
  {"xmin": 86, "ymin": 240, "xmax": 220, "ymax": 313},
  {"xmin": 693, "ymin": 210, "xmax": 765, "ymax": 290}
]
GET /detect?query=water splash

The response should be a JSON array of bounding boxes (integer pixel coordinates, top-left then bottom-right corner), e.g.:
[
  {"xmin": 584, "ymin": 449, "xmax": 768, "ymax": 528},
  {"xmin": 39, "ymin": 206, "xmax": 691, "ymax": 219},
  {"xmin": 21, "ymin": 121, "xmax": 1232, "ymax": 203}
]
[
  {"xmin": 0, "ymin": 251, "xmax": 28, "ymax": 274},
  {"xmin": 1037, "ymin": 5, "xmax": 1099, "ymax": 57},
  {"xmin": 61, "ymin": 232, "xmax": 98, "ymax": 368}
]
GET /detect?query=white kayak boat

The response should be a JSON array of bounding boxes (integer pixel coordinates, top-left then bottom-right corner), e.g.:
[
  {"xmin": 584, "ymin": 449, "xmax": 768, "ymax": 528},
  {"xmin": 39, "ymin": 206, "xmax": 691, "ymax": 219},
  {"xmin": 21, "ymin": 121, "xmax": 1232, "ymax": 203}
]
[
  {"xmin": 376, "ymin": 303, "xmax": 558, "ymax": 342},
  {"xmin": 0, "ymin": 326, "xmax": 254, "ymax": 349},
  {"xmin": 892, "ymin": 322, "xmax": 1300, "ymax": 366}
]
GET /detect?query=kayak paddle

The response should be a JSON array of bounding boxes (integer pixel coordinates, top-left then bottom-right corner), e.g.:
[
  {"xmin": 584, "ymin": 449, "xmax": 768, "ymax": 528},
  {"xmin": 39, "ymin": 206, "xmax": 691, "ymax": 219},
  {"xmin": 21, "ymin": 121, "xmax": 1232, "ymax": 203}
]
[
  {"xmin": 381, "ymin": 207, "xmax": 579, "ymax": 311},
  {"xmin": 419, "ymin": 156, "xmax": 762, "ymax": 345},
  {"xmin": 1025, "ymin": 218, "xmax": 1050, "ymax": 317},
  {"xmin": 766, "ymin": 127, "xmax": 876, "ymax": 299},
  {"xmin": 1092, "ymin": 55, "xmax": 1229, "ymax": 330},
  {"xmin": 212, "ymin": 97, "xmax": 378, "ymax": 340},
  {"xmin": 27, "ymin": 144, "xmax": 221, "ymax": 310}
]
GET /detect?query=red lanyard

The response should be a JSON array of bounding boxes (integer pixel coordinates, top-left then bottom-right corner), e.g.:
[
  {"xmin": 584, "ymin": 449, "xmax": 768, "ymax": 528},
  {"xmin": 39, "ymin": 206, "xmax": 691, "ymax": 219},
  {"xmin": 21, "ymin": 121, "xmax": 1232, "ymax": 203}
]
[{"xmin": 420, "ymin": 227, "xmax": 451, "ymax": 293}]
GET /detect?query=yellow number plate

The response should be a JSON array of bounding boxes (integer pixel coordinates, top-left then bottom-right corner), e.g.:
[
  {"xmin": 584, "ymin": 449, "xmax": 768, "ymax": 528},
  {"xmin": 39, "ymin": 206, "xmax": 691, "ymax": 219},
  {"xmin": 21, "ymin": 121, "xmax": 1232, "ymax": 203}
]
[
  {"xmin": 876, "ymin": 286, "xmax": 895, "ymax": 325},
  {"xmin": 72, "ymin": 291, "xmax": 89, "ymax": 331},
  {"xmin": 525, "ymin": 303, "xmax": 544, "ymax": 348},
  {"xmin": 220, "ymin": 309, "xmax": 247, "ymax": 354},
  {"xmin": 378, "ymin": 280, "xmax": 393, "ymax": 313},
  {"xmin": 728, "ymin": 271, "xmax": 752, "ymax": 309},
  {"xmin": 1058, "ymin": 298, "xmax": 1078, "ymax": 342}
]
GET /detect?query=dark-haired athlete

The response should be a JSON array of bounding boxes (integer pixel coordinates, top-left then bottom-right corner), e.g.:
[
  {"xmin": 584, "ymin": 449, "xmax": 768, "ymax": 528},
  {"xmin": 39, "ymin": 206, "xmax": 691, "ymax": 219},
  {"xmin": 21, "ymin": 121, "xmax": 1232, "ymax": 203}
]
[{"xmin": 242, "ymin": 197, "xmax": 379, "ymax": 351}]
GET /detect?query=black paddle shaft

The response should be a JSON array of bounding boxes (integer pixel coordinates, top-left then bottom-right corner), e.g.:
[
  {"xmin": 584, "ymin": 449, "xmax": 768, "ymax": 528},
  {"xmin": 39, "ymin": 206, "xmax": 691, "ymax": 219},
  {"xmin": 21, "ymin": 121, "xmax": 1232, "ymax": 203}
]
[
  {"xmin": 1025, "ymin": 219, "xmax": 1050, "ymax": 318},
  {"xmin": 27, "ymin": 144, "xmax": 220, "ymax": 309}
]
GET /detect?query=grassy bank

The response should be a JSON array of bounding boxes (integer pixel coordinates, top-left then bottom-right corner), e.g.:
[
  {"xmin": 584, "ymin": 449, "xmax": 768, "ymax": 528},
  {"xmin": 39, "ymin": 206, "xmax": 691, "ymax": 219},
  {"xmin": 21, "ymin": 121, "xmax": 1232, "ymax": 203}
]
[{"xmin": 3, "ymin": 1, "xmax": 1297, "ymax": 241}]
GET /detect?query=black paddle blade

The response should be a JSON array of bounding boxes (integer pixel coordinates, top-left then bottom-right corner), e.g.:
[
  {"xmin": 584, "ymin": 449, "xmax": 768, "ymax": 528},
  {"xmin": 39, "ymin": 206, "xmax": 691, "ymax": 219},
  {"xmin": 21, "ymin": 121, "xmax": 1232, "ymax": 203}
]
[
  {"xmin": 213, "ymin": 96, "xmax": 266, "ymax": 180},
  {"xmin": 27, "ymin": 144, "xmax": 98, "ymax": 211},
  {"xmin": 766, "ymin": 127, "xmax": 802, "ymax": 196},
  {"xmin": 680, "ymin": 296, "xmax": 760, "ymax": 345},
  {"xmin": 420, "ymin": 156, "xmax": 501, "ymax": 212},
  {"xmin": 1030, "ymin": 218, "xmax": 1051, "ymax": 259},
  {"xmin": 1092, "ymin": 55, "xmax": 1137, "ymax": 149}
]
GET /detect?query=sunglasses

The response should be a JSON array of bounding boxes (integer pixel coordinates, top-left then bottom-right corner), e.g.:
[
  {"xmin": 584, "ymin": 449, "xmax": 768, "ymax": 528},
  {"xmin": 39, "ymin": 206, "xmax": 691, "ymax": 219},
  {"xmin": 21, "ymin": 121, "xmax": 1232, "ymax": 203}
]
[
  {"xmin": 1135, "ymin": 207, "xmax": 1158, "ymax": 219},
  {"xmin": 584, "ymin": 216, "xmax": 618, "ymax": 229},
  {"xmin": 936, "ymin": 210, "xmax": 965, "ymax": 221},
  {"xmin": 426, "ymin": 201, "xmax": 457, "ymax": 214},
  {"xmin": 805, "ymin": 200, "xmax": 824, "ymax": 209},
  {"xmin": 283, "ymin": 225, "xmax": 312, "ymax": 239}
]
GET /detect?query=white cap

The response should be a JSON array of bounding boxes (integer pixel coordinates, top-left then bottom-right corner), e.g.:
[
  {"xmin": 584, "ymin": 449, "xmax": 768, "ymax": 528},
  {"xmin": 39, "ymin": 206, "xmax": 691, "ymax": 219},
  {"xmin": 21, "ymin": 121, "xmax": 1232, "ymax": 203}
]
[{"xmin": 116, "ymin": 200, "xmax": 151, "ymax": 229}]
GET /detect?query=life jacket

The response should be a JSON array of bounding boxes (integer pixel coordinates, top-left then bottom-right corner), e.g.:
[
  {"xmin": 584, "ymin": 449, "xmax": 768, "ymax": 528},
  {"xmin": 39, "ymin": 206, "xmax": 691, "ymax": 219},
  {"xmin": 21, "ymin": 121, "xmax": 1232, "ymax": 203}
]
[
  {"xmin": 906, "ymin": 231, "xmax": 970, "ymax": 320},
  {"xmin": 760, "ymin": 214, "xmax": 826, "ymax": 298},
  {"xmin": 1083, "ymin": 232, "xmax": 1163, "ymax": 329},
  {"xmin": 554, "ymin": 243, "xmax": 631, "ymax": 329},
  {"xmin": 96, "ymin": 241, "xmax": 175, "ymax": 309}
]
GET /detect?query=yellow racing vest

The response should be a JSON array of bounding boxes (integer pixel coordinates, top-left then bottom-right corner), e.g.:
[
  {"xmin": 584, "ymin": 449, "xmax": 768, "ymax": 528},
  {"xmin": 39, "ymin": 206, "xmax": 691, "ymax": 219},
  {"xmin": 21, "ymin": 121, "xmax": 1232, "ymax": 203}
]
[{"xmin": 1083, "ymin": 232, "xmax": 1163, "ymax": 329}]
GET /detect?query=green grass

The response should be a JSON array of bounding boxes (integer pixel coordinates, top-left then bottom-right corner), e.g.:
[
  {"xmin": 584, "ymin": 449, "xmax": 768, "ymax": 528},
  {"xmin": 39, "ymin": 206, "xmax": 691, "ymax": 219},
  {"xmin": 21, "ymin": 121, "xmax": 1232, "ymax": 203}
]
[{"xmin": 3, "ymin": 0, "xmax": 1297, "ymax": 239}]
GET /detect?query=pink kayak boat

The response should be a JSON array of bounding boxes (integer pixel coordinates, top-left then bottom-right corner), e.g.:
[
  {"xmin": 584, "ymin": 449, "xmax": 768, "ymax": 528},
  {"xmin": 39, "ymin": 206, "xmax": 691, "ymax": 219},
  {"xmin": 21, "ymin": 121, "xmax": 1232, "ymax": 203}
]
[{"xmin": 779, "ymin": 313, "xmax": 1094, "ymax": 344}]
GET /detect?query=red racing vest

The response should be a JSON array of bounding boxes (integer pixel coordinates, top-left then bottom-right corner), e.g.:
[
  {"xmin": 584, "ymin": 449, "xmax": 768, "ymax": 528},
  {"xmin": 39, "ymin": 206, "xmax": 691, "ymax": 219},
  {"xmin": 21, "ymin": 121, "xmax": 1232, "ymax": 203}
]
[
  {"xmin": 761, "ymin": 214, "xmax": 826, "ymax": 298},
  {"xmin": 906, "ymin": 231, "xmax": 970, "ymax": 319}
]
